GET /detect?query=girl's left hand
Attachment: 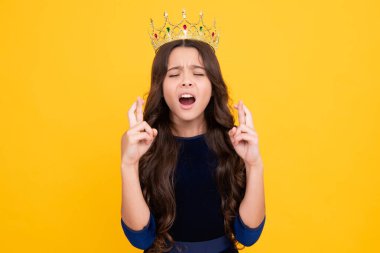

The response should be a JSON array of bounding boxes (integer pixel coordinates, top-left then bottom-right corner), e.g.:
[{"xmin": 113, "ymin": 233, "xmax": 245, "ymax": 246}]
[{"xmin": 228, "ymin": 100, "xmax": 263, "ymax": 169}]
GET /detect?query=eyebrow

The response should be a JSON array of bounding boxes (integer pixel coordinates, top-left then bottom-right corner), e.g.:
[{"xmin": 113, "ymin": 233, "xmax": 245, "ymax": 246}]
[{"xmin": 167, "ymin": 65, "xmax": 205, "ymax": 71}]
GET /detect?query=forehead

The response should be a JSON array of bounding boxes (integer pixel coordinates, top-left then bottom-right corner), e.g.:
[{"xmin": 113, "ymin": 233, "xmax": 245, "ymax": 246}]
[{"xmin": 167, "ymin": 47, "xmax": 204, "ymax": 67}]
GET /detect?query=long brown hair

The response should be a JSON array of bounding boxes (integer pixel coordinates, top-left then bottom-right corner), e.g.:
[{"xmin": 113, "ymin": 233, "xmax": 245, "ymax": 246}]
[{"xmin": 139, "ymin": 39, "xmax": 247, "ymax": 252}]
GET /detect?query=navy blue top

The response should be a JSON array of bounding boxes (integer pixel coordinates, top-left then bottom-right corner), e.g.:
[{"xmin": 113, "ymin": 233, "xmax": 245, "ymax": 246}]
[{"xmin": 121, "ymin": 134, "xmax": 266, "ymax": 250}]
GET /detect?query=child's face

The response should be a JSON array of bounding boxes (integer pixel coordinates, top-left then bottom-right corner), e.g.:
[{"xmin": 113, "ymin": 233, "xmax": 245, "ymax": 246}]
[{"xmin": 163, "ymin": 46, "xmax": 212, "ymax": 123}]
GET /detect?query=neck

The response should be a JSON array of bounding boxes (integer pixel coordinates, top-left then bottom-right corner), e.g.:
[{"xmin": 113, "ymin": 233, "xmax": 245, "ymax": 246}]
[{"xmin": 170, "ymin": 113, "xmax": 207, "ymax": 137}]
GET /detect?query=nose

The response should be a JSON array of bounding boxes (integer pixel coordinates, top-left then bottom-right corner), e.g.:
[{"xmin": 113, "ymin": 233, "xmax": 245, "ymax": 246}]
[
  {"xmin": 181, "ymin": 70, "xmax": 193, "ymax": 86},
  {"xmin": 182, "ymin": 82, "xmax": 192, "ymax": 87}
]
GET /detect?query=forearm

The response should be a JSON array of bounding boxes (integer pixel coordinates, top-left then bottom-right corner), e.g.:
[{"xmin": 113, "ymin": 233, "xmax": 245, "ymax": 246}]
[
  {"xmin": 121, "ymin": 163, "xmax": 151, "ymax": 230},
  {"xmin": 239, "ymin": 160, "xmax": 266, "ymax": 228}
]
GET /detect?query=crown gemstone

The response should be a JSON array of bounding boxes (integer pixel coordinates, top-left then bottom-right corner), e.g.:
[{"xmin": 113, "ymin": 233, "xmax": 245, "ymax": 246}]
[
  {"xmin": 166, "ymin": 27, "xmax": 170, "ymax": 32},
  {"xmin": 212, "ymin": 32, "xmax": 215, "ymax": 37},
  {"xmin": 199, "ymin": 26, "xmax": 203, "ymax": 31},
  {"xmin": 183, "ymin": 24, "xmax": 187, "ymax": 30},
  {"xmin": 154, "ymin": 33, "xmax": 157, "ymax": 39}
]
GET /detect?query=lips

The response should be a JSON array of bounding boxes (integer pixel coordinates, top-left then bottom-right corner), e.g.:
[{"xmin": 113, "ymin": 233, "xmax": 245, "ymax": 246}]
[{"xmin": 178, "ymin": 92, "xmax": 196, "ymax": 106}]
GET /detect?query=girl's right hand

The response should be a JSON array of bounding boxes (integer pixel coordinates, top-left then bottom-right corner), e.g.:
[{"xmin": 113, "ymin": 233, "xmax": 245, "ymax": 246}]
[{"xmin": 121, "ymin": 97, "xmax": 158, "ymax": 167}]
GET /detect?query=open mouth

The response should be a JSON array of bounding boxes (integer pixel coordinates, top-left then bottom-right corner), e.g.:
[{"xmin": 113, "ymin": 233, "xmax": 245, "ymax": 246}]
[{"xmin": 179, "ymin": 94, "xmax": 196, "ymax": 105}]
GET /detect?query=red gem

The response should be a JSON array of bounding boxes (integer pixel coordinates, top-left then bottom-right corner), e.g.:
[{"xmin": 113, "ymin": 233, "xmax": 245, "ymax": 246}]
[
  {"xmin": 212, "ymin": 32, "xmax": 215, "ymax": 37},
  {"xmin": 183, "ymin": 24, "xmax": 187, "ymax": 30},
  {"xmin": 154, "ymin": 33, "xmax": 157, "ymax": 39}
]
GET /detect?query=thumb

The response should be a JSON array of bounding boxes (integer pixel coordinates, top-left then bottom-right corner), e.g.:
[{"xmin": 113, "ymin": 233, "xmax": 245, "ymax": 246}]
[
  {"xmin": 228, "ymin": 126, "xmax": 236, "ymax": 136},
  {"xmin": 229, "ymin": 127, "xmax": 237, "ymax": 146},
  {"xmin": 229, "ymin": 135, "xmax": 236, "ymax": 146}
]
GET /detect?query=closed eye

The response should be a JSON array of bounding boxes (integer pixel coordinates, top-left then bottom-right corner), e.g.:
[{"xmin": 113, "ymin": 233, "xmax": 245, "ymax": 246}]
[{"xmin": 168, "ymin": 74, "xmax": 204, "ymax": 77}]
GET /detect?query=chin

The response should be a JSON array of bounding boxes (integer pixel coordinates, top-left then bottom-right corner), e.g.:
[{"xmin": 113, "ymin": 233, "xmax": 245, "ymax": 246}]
[{"xmin": 172, "ymin": 110, "xmax": 204, "ymax": 122}]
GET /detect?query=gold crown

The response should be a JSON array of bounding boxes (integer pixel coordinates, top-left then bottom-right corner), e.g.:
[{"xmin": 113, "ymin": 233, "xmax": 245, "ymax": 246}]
[{"xmin": 148, "ymin": 9, "xmax": 220, "ymax": 53}]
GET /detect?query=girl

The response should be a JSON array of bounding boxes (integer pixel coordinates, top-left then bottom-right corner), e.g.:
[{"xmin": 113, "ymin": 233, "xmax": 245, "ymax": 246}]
[{"xmin": 120, "ymin": 39, "xmax": 266, "ymax": 253}]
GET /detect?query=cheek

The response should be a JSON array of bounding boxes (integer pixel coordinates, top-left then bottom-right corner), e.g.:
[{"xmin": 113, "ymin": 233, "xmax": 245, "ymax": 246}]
[
  {"xmin": 201, "ymin": 82, "xmax": 212, "ymax": 98},
  {"xmin": 162, "ymin": 81, "xmax": 177, "ymax": 103},
  {"xmin": 197, "ymin": 83, "xmax": 212, "ymax": 107}
]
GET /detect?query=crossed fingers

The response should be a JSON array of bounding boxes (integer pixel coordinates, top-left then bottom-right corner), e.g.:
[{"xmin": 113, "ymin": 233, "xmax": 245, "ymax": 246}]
[
  {"xmin": 235, "ymin": 100, "xmax": 254, "ymax": 129},
  {"xmin": 128, "ymin": 96, "xmax": 144, "ymax": 128},
  {"xmin": 230, "ymin": 100, "xmax": 256, "ymax": 136},
  {"xmin": 127, "ymin": 97, "xmax": 157, "ymax": 138}
]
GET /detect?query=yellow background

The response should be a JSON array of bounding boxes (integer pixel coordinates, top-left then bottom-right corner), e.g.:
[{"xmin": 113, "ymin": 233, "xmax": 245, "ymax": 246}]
[{"xmin": 1, "ymin": 0, "xmax": 379, "ymax": 252}]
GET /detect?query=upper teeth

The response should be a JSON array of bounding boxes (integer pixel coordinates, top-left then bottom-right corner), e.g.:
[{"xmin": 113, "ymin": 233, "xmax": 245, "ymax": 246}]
[{"xmin": 181, "ymin": 94, "xmax": 194, "ymax": 98}]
